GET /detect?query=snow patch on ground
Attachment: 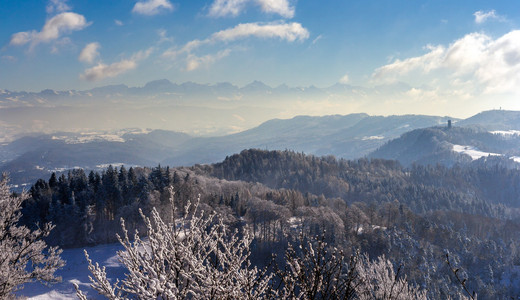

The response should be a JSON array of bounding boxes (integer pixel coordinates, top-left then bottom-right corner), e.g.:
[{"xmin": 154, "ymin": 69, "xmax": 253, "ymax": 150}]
[
  {"xmin": 510, "ymin": 157, "xmax": 520, "ymax": 163},
  {"xmin": 51, "ymin": 134, "xmax": 125, "ymax": 144},
  {"xmin": 288, "ymin": 217, "xmax": 301, "ymax": 229},
  {"xmin": 47, "ymin": 167, "xmax": 69, "ymax": 173},
  {"xmin": 491, "ymin": 130, "xmax": 520, "ymax": 136},
  {"xmin": 95, "ymin": 162, "xmax": 126, "ymax": 169},
  {"xmin": 95, "ymin": 163, "xmax": 141, "ymax": 169},
  {"xmin": 17, "ymin": 243, "xmax": 126, "ymax": 300},
  {"xmin": 361, "ymin": 135, "xmax": 384, "ymax": 141},
  {"xmin": 27, "ymin": 289, "xmax": 77, "ymax": 300},
  {"xmin": 356, "ymin": 225, "xmax": 387, "ymax": 235},
  {"xmin": 50, "ymin": 128, "xmax": 153, "ymax": 144},
  {"xmin": 452, "ymin": 145, "xmax": 501, "ymax": 160}
]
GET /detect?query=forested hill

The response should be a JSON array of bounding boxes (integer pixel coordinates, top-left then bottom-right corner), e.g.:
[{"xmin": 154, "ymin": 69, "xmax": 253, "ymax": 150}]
[
  {"xmin": 22, "ymin": 149, "xmax": 520, "ymax": 298},
  {"xmin": 369, "ymin": 126, "xmax": 520, "ymax": 167},
  {"xmin": 197, "ymin": 149, "xmax": 520, "ymax": 217}
]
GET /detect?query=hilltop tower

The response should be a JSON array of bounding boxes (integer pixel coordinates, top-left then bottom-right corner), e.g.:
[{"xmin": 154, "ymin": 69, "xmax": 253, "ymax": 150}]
[{"xmin": 447, "ymin": 120, "xmax": 452, "ymax": 129}]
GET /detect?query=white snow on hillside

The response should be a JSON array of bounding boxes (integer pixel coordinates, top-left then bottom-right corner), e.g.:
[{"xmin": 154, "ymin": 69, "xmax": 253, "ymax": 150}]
[
  {"xmin": 50, "ymin": 128, "xmax": 153, "ymax": 144},
  {"xmin": 51, "ymin": 134, "xmax": 125, "ymax": 144},
  {"xmin": 361, "ymin": 135, "xmax": 384, "ymax": 140},
  {"xmin": 491, "ymin": 130, "xmax": 520, "ymax": 136},
  {"xmin": 17, "ymin": 243, "xmax": 126, "ymax": 300},
  {"xmin": 510, "ymin": 156, "xmax": 520, "ymax": 163},
  {"xmin": 452, "ymin": 145, "xmax": 501, "ymax": 160}
]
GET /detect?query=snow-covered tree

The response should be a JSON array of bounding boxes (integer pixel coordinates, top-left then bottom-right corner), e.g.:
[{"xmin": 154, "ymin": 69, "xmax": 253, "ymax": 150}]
[
  {"xmin": 0, "ymin": 174, "xmax": 64, "ymax": 298},
  {"xmin": 276, "ymin": 235, "xmax": 427, "ymax": 300},
  {"xmin": 76, "ymin": 187, "xmax": 274, "ymax": 299},
  {"xmin": 277, "ymin": 235, "xmax": 359, "ymax": 299},
  {"xmin": 356, "ymin": 254, "xmax": 427, "ymax": 300}
]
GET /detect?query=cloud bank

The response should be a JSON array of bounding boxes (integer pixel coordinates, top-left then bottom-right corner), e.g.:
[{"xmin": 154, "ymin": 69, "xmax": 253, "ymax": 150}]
[{"xmin": 372, "ymin": 30, "xmax": 520, "ymax": 95}]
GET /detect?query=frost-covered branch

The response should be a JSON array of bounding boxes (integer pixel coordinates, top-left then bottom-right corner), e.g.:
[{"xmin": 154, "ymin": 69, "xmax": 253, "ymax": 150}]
[
  {"xmin": 356, "ymin": 254, "xmax": 427, "ymax": 300},
  {"xmin": 276, "ymin": 234, "xmax": 426, "ymax": 300},
  {"xmin": 446, "ymin": 253, "xmax": 477, "ymax": 300},
  {"xmin": 0, "ymin": 174, "xmax": 64, "ymax": 298},
  {"xmin": 77, "ymin": 186, "xmax": 273, "ymax": 299}
]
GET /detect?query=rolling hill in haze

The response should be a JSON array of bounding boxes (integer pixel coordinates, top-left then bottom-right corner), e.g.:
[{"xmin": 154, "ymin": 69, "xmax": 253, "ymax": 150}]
[
  {"xmin": 3, "ymin": 109, "xmax": 520, "ymax": 187},
  {"xmin": 1, "ymin": 113, "xmax": 452, "ymax": 186},
  {"xmin": 161, "ymin": 113, "xmax": 453, "ymax": 166},
  {"xmin": 369, "ymin": 110, "xmax": 520, "ymax": 167},
  {"xmin": 0, "ymin": 79, "xmax": 435, "ymax": 142}
]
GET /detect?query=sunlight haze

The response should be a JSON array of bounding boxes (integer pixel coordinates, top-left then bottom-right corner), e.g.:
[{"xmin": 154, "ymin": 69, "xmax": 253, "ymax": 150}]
[{"xmin": 1, "ymin": 0, "xmax": 520, "ymax": 137}]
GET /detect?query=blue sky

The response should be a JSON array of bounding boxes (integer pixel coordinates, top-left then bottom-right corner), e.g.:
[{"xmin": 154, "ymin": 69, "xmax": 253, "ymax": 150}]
[{"xmin": 1, "ymin": 0, "xmax": 520, "ymax": 116}]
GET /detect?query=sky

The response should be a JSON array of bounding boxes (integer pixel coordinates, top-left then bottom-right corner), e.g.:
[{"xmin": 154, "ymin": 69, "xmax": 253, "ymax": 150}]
[{"xmin": 1, "ymin": 0, "xmax": 520, "ymax": 118}]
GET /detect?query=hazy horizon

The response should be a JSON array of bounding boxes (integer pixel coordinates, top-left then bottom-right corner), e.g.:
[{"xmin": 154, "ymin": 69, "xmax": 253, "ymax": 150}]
[{"xmin": 2, "ymin": 0, "xmax": 520, "ymax": 138}]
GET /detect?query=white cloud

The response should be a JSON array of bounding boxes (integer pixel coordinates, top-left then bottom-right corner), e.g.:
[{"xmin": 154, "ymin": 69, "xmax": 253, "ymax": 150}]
[
  {"xmin": 208, "ymin": 0, "xmax": 294, "ymax": 18},
  {"xmin": 372, "ymin": 44, "xmax": 445, "ymax": 82},
  {"xmin": 46, "ymin": 0, "xmax": 71, "ymax": 14},
  {"xmin": 474, "ymin": 10, "xmax": 502, "ymax": 24},
  {"xmin": 10, "ymin": 12, "xmax": 89, "ymax": 50},
  {"xmin": 475, "ymin": 30, "xmax": 520, "ymax": 93},
  {"xmin": 444, "ymin": 33, "xmax": 490, "ymax": 74},
  {"xmin": 81, "ymin": 61, "xmax": 137, "ymax": 81},
  {"xmin": 79, "ymin": 42, "xmax": 101, "ymax": 63},
  {"xmin": 211, "ymin": 22, "xmax": 308, "ymax": 42},
  {"xmin": 256, "ymin": 0, "xmax": 294, "ymax": 18},
  {"xmin": 114, "ymin": 19, "xmax": 124, "ymax": 26},
  {"xmin": 132, "ymin": 0, "xmax": 174, "ymax": 15},
  {"xmin": 80, "ymin": 48, "xmax": 152, "ymax": 81},
  {"xmin": 339, "ymin": 73, "xmax": 349, "ymax": 84},
  {"xmin": 162, "ymin": 21, "xmax": 308, "ymax": 71},
  {"xmin": 371, "ymin": 30, "xmax": 520, "ymax": 95},
  {"xmin": 208, "ymin": 0, "xmax": 248, "ymax": 17},
  {"xmin": 185, "ymin": 49, "xmax": 231, "ymax": 71}
]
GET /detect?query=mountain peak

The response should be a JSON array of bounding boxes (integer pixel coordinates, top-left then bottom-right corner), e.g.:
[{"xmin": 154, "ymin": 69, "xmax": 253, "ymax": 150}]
[
  {"xmin": 241, "ymin": 80, "xmax": 271, "ymax": 91},
  {"xmin": 143, "ymin": 79, "xmax": 174, "ymax": 89}
]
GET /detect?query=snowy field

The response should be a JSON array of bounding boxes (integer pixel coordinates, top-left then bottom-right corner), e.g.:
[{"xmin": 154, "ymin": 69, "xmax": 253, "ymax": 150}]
[
  {"xmin": 452, "ymin": 144, "xmax": 502, "ymax": 160},
  {"xmin": 17, "ymin": 243, "xmax": 126, "ymax": 300},
  {"xmin": 490, "ymin": 130, "xmax": 520, "ymax": 137}
]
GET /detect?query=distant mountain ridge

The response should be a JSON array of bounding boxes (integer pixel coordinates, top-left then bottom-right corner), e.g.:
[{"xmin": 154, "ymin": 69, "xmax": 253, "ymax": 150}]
[
  {"xmin": 0, "ymin": 79, "xmax": 424, "ymax": 142},
  {"xmin": 0, "ymin": 79, "xmax": 410, "ymax": 108}
]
